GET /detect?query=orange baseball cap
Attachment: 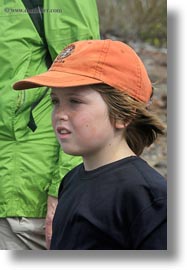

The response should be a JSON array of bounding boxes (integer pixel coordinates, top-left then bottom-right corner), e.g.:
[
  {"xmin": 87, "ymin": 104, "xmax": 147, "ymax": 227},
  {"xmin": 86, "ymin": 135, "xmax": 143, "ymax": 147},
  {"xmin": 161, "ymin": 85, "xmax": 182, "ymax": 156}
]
[{"xmin": 13, "ymin": 39, "xmax": 152, "ymax": 103}]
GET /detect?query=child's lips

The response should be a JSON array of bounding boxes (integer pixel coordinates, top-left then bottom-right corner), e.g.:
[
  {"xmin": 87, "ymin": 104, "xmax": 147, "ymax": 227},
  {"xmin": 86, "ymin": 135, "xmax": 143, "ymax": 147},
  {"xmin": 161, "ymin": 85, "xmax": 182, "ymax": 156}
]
[{"xmin": 56, "ymin": 127, "xmax": 71, "ymax": 139}]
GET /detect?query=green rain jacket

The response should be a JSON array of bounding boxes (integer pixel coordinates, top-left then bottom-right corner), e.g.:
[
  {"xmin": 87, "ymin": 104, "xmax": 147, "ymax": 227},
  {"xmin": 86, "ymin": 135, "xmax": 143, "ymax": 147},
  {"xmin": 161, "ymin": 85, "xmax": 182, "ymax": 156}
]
[{"xmin": 0, "ymin": 0, "xmax": 100, "ymax": 217}]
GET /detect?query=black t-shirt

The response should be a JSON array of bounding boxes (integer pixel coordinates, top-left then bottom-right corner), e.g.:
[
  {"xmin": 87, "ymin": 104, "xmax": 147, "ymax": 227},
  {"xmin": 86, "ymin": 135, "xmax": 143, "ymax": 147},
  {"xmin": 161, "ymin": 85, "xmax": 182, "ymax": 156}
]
[{"xmin": 50, "ymin": 156, "xmax": 167, "ymax": 250}]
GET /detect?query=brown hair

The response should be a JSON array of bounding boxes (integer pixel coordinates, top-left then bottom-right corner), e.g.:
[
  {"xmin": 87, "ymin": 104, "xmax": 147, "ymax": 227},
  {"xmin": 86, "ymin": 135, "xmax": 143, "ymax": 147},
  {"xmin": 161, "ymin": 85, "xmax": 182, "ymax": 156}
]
[{"xmin": 92, "ymin": 84, "xmax": 165, "ymax": 156}]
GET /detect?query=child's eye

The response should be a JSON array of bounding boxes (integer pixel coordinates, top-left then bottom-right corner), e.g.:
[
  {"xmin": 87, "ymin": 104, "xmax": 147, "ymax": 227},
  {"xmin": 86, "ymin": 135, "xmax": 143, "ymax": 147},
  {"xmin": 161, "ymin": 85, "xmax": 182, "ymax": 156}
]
[
  {"xmin": 51, "ymin": 98, "xmax": 59, "ymax": 105},
  {"xmin": 70, "ymin": 99, "xmax": 82, "ymax": 104}
]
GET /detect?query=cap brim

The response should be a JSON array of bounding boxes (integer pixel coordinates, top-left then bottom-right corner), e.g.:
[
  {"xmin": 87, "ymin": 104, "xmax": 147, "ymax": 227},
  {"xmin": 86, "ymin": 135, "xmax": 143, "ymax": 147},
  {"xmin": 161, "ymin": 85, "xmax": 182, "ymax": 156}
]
[{"xmin": 13, "ymin": 70, "xmax": 103, "ymax": 90}]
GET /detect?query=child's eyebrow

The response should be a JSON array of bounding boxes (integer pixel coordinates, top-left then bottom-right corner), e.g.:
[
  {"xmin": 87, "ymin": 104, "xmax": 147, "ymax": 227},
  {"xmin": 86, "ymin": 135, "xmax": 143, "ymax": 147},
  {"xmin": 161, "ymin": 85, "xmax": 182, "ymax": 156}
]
[
  {"xmin": 65, "ymin": 91, "xmax": 84, "ymax": 97},
  {"xmin": 50, "ymin": 89, "xmax": 87, "ymax": 98}
]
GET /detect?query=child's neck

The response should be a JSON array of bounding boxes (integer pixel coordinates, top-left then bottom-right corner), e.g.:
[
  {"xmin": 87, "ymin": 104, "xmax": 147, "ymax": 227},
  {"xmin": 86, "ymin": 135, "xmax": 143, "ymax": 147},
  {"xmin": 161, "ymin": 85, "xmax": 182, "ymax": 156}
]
[{"xmin": 83, "ymin": 141, "xmax": 135, "ymax": 171}]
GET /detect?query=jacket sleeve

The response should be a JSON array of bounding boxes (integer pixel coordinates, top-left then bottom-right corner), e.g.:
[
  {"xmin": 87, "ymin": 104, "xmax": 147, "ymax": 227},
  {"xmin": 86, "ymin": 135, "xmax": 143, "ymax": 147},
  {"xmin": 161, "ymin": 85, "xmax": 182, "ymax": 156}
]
[
  {"xmin": 48, "ymin": 146, "xmax": 82, "ymax": 197},
  {"xmin": 44, "ymin": 0, "xmax": 100, "ymax": 60}
]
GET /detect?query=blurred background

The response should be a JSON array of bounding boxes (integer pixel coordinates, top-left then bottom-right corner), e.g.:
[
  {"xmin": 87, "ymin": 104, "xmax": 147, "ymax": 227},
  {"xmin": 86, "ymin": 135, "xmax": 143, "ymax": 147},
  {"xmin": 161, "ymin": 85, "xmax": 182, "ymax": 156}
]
[
  {"xmin": 96, "ymin": 0, "xmax": 167, "ymax": 177},
  {"xmin": 97, "ymin": 0, "xmax": 166, "ymax": 47}
]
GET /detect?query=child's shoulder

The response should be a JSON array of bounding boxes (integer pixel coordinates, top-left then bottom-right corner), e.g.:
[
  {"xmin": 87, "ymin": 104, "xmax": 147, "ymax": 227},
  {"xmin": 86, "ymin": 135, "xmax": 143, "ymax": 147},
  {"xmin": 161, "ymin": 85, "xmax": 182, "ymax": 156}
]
[
  {"xmin": 110, "ymin": 156, "xmax": 167, "ymax": 204},
  {"xmin": 128, "ymin": 156, "xmax": 167, "ymax": 193},
  {"xmin": 110, "ymin": 156, "xmax": 166, "ymax": 184}
]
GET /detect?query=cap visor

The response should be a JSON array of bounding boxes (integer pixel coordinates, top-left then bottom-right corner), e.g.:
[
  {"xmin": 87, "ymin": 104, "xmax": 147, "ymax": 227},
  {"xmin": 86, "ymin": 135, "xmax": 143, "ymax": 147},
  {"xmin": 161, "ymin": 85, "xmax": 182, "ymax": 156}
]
[{"xmin": 13, "ymin": 70, "xmax": 102, "ymax": 90}]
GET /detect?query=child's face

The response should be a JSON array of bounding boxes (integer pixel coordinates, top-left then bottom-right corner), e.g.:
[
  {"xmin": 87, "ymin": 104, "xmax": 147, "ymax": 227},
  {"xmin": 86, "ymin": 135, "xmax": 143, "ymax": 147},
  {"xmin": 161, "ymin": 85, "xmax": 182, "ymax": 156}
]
[{"xmin": 51, "ymin": 86, "xmax": 123, "ymax": 158}]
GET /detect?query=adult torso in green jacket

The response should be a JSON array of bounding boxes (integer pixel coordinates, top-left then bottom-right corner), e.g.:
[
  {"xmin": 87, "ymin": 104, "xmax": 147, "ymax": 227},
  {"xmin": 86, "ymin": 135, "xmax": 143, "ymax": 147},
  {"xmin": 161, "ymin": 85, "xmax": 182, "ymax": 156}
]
[{"xmin": 0, "ymin": 0, "xmax": 100, "ymax": 217}]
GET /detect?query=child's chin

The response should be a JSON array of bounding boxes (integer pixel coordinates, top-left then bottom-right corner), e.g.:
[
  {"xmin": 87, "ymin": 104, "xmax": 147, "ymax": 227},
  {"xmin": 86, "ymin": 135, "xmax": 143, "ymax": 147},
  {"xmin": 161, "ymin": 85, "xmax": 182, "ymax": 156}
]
[{"xmin": 62, "ymin": 148, "xmax": 81, "ymax": 157}]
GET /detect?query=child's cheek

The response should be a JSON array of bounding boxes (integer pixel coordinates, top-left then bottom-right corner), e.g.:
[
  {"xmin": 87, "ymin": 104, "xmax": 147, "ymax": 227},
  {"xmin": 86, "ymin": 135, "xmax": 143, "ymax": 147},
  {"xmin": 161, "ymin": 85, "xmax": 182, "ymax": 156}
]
[{"xmin": 76, "ymin": 115, "xmax": 97, "ymax": 138}]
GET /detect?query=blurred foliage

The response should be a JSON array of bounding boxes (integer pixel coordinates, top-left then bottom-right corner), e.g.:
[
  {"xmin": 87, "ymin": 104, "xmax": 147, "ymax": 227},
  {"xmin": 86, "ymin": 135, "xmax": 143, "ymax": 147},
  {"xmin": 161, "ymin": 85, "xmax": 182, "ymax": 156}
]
[{"xmin": 96, "ymin": 0, "xmax": 167, "ymax": 47}]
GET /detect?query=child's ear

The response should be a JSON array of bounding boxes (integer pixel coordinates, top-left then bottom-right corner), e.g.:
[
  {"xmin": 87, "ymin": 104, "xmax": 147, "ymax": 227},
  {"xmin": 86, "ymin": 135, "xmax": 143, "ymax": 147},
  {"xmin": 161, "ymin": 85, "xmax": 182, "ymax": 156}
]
[{"xmin": 115, "ymin": 120, "xmax": 126, "ymax": 129}]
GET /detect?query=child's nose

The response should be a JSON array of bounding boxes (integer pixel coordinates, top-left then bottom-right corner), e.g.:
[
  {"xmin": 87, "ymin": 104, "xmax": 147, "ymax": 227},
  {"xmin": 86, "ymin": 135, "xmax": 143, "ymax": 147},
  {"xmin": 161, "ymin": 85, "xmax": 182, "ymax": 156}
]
[{"xmin": 55, "ymin": 106, "xmax": 69, "ymax": 121}]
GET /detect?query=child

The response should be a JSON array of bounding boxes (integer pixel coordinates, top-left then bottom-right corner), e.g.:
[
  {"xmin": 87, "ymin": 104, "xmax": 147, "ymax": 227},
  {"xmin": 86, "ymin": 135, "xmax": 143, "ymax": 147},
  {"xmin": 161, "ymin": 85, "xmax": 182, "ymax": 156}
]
[{"xmin": 13, "ymin": 39, "xmax": 167, "ymax": 250}]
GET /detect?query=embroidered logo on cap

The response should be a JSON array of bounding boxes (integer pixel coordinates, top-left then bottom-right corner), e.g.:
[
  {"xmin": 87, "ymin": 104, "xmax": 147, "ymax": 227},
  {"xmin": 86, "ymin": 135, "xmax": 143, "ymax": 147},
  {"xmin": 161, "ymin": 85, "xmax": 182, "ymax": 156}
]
[{"xmin": 54, "ymin": 44, "xmax": 75, "ymax": 63}]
